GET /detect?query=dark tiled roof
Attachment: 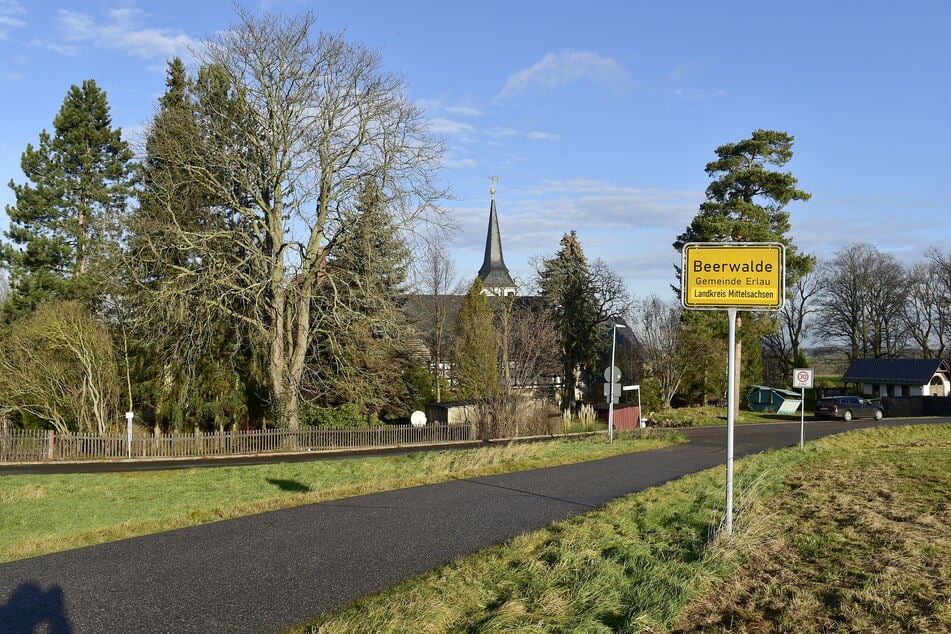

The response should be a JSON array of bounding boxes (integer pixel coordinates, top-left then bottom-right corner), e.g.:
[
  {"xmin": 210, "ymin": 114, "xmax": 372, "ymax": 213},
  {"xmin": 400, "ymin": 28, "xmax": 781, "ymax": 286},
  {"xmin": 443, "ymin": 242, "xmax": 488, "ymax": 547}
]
[{"xmin": 842, "ymin": 358, "xmax": 950, "ymax": 384}]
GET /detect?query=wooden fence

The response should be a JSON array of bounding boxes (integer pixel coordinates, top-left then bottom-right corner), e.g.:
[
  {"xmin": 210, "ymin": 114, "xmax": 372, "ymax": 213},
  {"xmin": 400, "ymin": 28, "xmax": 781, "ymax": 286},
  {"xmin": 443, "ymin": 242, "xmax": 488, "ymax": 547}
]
[{"xmin": 0, "ymin": 424, "xmax": 475, "ymax": 463}]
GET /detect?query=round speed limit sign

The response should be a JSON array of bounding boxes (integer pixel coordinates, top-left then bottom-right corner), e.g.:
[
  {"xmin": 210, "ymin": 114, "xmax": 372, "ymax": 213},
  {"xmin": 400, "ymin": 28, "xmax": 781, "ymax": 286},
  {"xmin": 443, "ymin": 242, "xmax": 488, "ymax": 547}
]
[{"xmin": 793, "ymin": 368, "xmax": 813, "ymax": 389}]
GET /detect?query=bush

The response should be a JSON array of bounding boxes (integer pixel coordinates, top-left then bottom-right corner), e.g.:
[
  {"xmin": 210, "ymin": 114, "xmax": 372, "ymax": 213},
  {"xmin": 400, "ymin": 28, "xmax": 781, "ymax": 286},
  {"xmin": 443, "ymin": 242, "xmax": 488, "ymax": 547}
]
[{"xmin": 300, "ymin": 403, "xmax": 380, "ymax": 429}]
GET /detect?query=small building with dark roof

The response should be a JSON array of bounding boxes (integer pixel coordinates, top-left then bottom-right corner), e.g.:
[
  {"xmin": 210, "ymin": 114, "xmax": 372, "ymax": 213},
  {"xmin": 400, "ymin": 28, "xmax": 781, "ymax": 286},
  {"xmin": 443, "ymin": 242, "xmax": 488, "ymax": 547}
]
[
  {"xmin": 841, "ymin": 358, "xmax": 951, "ymax": 398},
  {"xmin": 747, "ymin": 385, "xmax": 803, "ymax": 414}
]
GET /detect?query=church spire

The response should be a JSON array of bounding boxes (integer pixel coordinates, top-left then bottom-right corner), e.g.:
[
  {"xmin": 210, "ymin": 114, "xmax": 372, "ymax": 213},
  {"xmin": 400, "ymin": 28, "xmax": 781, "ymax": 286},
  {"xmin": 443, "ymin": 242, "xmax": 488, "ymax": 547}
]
[{"xmin": 478, "ymin": 177, "xmax": 516, "ymax": 296}]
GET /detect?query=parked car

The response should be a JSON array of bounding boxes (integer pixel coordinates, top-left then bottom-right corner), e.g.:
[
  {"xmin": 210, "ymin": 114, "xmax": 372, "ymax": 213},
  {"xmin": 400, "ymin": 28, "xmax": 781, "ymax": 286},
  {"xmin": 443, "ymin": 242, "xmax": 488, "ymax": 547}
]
[{"xmin": 814, "ymin": 396, "xmax": 884, "ymax": 421}]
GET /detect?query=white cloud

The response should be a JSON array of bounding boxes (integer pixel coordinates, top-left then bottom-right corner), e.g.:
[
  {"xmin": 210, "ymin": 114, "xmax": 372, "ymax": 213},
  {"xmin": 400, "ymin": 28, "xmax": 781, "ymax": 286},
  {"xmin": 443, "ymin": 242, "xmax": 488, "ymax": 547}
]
[
  {"xmin": 499, "ymin": 51, "xmax": 627, "ymax": 99},
  {"xmin": 488, "ymin": 127, "xmax": 518, "ymax": 138},
  {"xmin": 0, "ymin": 0, "xmax": 25, "ymax": 39},
  {"xmin": 526, "ymin": 131, "xmax": 560, "ymax": 141},
  {"xmin": 48, "ymin": 8, "xmax": 197, "ymax": 61},
  {"xmin": 443, "ymin": 156, "xmax": 478, "ymax": 170},
  {"xmin": 427, "ymin": 117, "xmax": 476, "ymax": 138},
  {"xmin": 445, "ymin": 104, "xmax": 484, "ymax": 117}
]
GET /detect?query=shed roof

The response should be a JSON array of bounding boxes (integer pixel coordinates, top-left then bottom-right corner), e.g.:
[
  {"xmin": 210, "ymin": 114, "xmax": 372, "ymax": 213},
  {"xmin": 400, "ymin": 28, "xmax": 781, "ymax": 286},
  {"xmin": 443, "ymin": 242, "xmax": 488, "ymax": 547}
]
[
  {"xmin": 842, "ymin": 358, "xmax": 950, "ymax": 385},
  {"xmin": 749, "ymin": 385, "xmax": 802, "ymax": 399}
]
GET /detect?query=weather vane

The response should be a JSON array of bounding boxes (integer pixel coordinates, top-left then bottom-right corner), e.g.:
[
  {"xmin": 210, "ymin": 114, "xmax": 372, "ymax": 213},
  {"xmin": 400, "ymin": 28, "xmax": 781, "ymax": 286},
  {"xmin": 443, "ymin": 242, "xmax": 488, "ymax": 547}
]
[{"xmin": 490, "ymin": 175, "xmax": 498, "ymax": 199}]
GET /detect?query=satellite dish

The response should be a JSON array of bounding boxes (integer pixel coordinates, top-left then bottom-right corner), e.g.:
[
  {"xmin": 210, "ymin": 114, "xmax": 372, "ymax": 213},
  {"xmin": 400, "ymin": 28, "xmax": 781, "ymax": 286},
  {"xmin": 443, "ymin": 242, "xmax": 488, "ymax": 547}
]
[{"xmin": 410, "ymin": 410, "xmax": 427, "ymax": 427}]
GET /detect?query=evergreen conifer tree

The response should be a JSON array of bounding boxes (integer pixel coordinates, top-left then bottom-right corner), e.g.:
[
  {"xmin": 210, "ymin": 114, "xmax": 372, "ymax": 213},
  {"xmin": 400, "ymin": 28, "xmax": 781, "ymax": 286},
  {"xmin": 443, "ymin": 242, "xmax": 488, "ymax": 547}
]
[
  {"xmin": 1, "ymin": 79, "xmax": 135, "ymax": 319},
  {"xmin": 308, "ymin": 178, "xmax": 414, "ymax": 418},
  {"xmin": 451, "ymin": 277, "xmax": 498, "ymax": 400},
  {"xmin": 536, "ymin": 231, "xmax": 628, "ymax": 412},
  {"xmin": 127, "ymin": 59, "xmax": 262, "ymax": 431},
  {"xmin": 673, "ymin": 130, "xmax": 811, "ymax": 410}
]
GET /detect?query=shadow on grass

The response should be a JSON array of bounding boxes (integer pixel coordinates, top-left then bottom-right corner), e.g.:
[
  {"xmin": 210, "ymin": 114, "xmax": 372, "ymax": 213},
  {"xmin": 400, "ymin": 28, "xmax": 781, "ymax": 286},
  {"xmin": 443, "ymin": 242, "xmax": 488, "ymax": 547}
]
[{"xmin": 266, "ymin": 478, "xmax": 312, "ymax": 493}]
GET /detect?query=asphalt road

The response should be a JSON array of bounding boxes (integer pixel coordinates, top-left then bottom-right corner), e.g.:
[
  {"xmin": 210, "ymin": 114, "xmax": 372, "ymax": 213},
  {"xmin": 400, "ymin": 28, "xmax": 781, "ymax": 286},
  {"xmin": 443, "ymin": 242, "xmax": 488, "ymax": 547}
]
[{"xmin": 0, "ymin": 418, "xmax": 946, "ymax": 633}]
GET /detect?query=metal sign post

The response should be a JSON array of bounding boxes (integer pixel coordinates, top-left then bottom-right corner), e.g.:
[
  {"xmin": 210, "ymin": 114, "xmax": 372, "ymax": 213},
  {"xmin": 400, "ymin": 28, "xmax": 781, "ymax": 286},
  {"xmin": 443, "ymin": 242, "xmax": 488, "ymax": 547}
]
[
  {"xmin": 725, "ymin": 308, "xmax": 737, "ymax": 535},
  {"xmin": 793, "ymin": 368, "xmax": 814, "ymax": 450},
  {"xmin": 606, "ymin": 324, "xmax": 625, "ymax": 442},
  {"xmin": 682, "ymin": 242, "xmax": 785, "ymax": 537}
]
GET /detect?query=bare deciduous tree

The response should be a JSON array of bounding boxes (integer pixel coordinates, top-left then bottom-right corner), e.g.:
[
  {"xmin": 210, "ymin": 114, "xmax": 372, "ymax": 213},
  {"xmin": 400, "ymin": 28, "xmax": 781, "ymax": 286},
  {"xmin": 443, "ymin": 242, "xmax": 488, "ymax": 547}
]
[
  {"xmin": 480, "ymin": 298, "xmax": 561, "ymax": 439},
  {"xmin": 413, "ymin": 240, "xmax": 460, "ymax": 402},
  {"xmin": 629, "ymin": 295, "xmax": 689, "ymax": 409},
  {"xmin": 763, "ymin": 266, "xmax": 820, "ymax": 383},
  {"xmin": 816, "ymin": 243, "xmax": 909, "ymax": 359},
  {"xmin": 131, "ymin": 10, "xmax": 446, "ymax": 427}
]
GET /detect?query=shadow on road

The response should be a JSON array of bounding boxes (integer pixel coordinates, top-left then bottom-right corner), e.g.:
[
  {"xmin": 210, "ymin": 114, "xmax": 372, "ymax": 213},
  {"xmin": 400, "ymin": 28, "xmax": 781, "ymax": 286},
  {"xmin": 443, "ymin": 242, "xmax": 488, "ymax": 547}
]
[{"xmin": 0, "ymin": 581, "xmax": 73, "ymax": 633}]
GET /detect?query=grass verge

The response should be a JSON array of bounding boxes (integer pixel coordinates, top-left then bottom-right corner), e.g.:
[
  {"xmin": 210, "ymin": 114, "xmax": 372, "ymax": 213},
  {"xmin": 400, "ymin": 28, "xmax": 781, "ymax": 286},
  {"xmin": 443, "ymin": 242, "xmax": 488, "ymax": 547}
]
[
  {"xmin": 0, "ymin": 430, "xmax": 682, "ymax": 564},
  {"xmin": 294, "ymin": 424, "xmax": 950, "ymax": 633},
  {"xmin": 645, "ymin": 405, "xmax": 807, "ymax": 427}
]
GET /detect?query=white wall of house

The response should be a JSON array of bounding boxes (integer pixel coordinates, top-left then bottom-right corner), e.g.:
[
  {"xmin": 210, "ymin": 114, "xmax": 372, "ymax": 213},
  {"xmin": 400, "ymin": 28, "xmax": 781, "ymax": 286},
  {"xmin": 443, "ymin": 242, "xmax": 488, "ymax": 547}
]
[
  {"xmin": 926, "ymin": 374, "xmax": 950, "ymax": 397},
  {"xmin": 861, "ymin": 374, "xmax": 949, "ymax": 397}
]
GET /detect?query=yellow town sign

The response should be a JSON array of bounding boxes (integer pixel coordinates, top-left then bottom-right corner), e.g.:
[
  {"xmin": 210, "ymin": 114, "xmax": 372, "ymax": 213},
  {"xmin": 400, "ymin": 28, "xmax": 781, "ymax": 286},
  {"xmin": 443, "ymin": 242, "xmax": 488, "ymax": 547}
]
[{"xmin": 682, "ymin": 242, "xmax": 785, "ymax": 310}]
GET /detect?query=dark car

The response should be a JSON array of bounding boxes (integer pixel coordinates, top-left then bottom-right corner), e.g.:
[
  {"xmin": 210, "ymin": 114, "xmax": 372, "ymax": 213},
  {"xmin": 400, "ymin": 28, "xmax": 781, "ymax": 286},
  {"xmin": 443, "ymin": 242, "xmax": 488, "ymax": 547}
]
[{"xmin": 814, "ymin": 396, "xmax": 884, "ymax": 421}]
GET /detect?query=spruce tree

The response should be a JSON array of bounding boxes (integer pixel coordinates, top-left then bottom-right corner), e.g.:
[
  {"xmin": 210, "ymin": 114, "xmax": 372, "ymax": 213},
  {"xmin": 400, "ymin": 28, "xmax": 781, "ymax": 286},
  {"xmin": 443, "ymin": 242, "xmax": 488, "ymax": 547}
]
[
  {"xmin": 536, "ymin": 231, "xmax": 628, "ymax": 412},
  {"xmin": 128, "ymin": 59, "xmax": 262, "ymax": 431},
  {"xmin": 1, "ymin": 79, "xmax": 135, "ymax": 319},
  {"xmin": 309, "ymin": 178, "xmax": 414, "ymax": 418}
]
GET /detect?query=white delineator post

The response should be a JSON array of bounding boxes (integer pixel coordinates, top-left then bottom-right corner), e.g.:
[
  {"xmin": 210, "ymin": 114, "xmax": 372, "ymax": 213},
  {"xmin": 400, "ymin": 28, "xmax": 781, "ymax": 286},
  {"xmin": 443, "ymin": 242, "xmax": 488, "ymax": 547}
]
[{"xmin": 126, "ymin": 411, "xmax": 134, "ymax": 459}]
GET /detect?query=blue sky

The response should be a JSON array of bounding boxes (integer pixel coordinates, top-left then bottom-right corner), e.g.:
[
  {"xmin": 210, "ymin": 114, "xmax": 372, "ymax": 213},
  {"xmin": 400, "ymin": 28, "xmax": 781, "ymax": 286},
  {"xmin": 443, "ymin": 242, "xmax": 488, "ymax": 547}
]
[{"xmin": 1, "ymin": 1, "xmax": 949, "ymax": 300}]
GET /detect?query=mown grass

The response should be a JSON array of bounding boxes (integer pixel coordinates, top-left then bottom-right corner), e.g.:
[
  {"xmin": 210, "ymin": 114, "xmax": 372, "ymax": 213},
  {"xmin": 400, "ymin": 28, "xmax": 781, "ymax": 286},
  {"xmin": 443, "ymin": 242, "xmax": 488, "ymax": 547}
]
[
  {"xmin": 295, "ymin": 424, "xmax": 950, "ymax": 633},
  {"xmin": 0, "ymin": 430, "xmax": 682, "ymax": 563}
]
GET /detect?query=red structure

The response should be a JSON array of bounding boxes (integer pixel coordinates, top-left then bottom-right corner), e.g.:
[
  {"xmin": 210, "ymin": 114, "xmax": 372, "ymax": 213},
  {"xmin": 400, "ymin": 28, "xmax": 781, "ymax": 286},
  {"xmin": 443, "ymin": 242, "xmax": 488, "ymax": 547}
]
[{"xmin": 596, "ymin": 404, "xmax": 642, "ymax": 430}]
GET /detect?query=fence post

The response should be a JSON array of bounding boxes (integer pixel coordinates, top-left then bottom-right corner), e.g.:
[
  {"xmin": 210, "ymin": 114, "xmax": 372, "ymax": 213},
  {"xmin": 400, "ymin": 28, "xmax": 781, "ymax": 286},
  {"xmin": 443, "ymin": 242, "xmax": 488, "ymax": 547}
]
[{"xmin": 47, "ymin": 430, "xmax": 55, "ymax": 460}]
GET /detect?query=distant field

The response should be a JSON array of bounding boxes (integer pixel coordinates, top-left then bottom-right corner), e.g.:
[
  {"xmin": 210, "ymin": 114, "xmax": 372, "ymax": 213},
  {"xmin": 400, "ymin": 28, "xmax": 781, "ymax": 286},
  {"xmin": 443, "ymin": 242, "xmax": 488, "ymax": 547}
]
[
  {"xmin": 0, "ymin": 431, "xmax": 683, "ymax": 563},
  {"xmin": 297, "ymin": 424, "xmax": 950, "ymax": 633}
]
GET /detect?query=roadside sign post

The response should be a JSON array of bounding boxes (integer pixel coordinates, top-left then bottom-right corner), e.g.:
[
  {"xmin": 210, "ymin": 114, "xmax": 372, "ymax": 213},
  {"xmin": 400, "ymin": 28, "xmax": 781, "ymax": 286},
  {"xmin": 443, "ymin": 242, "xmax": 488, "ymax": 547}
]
[
  {"xmin": 793, "ymin": 368, "xmax": 814, "ymax": 450},
  {"xmin": 606, "ymin": 324, "xmax": 625, "ymax": 442},
  {"xmin": 682, "ymin": 242, "xmax": 785, "ymax": 535}
]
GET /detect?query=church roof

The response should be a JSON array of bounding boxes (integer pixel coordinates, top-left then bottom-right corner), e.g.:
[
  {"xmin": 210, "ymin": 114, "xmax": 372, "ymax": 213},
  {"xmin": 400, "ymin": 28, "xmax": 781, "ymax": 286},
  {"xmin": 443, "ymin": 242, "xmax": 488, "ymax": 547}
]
[{"xmin": 477, "ymin": 196, "xmax": 516, "ymax": 291}]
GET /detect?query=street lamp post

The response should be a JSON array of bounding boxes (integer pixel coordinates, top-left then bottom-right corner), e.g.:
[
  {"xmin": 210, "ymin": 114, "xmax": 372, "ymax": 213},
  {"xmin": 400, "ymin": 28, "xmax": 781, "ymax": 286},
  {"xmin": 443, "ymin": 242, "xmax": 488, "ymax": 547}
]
[{"xmin": 608, "ymin": 323, "xmax": 625, "ymax": 442}]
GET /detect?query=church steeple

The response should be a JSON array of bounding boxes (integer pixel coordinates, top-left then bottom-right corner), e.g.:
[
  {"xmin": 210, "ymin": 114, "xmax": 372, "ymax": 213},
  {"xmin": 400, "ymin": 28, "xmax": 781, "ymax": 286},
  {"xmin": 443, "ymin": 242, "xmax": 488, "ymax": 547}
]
[{"xmin": 477, "ymin": 177, "xmax": 516, "ymax": 296}]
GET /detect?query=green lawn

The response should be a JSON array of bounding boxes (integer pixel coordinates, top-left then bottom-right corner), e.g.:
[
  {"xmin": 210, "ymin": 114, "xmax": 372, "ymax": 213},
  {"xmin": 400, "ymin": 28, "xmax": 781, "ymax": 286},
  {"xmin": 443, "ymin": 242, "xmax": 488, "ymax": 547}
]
[
  {"xmin": 296, "ymin": 424, "xmax": 951, "ymax": 633},
  {"xmin": 0, "ymin": 430, "xmax": 683, "ymax": 563}
]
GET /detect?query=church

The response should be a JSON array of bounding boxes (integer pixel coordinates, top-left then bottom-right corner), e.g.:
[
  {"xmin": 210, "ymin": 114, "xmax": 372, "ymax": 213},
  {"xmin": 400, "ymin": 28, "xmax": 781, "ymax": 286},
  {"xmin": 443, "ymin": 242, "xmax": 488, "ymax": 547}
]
[
  {"xmin": 476, "ymin": 180, "xmax": 517, "ymax": 297},
  {"xmin": 406, "ymin": 181, "xmax": 640, "ymax": 413}
]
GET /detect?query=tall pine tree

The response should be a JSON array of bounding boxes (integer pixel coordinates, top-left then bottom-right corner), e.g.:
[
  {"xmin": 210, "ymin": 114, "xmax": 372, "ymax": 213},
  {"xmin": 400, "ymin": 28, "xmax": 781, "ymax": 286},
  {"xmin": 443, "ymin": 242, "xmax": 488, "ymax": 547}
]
[
  {"xmin": 1, "ymin": 79, "xmax": 135, "ymax": 319},
  {"xmin": 674, "ymin": 130, "xmax": 811, "ymax": 412}
]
